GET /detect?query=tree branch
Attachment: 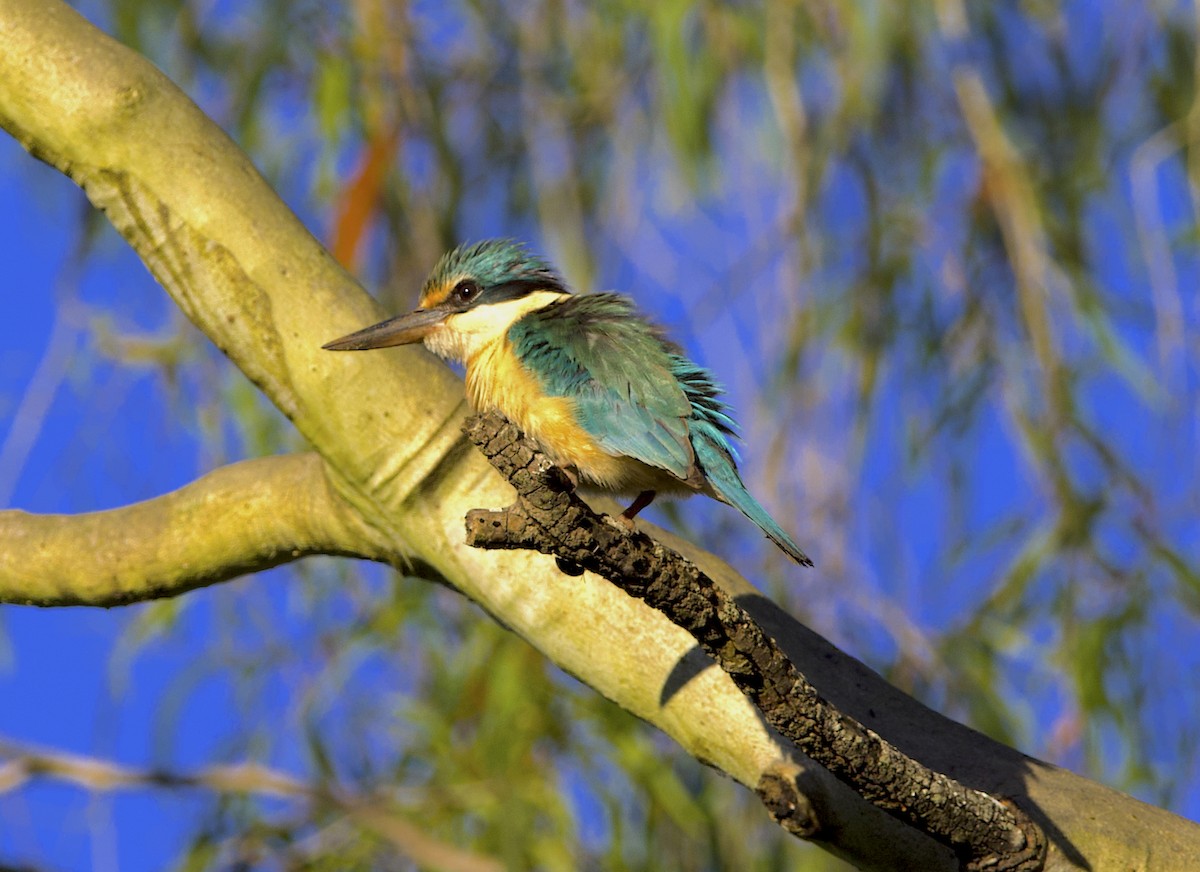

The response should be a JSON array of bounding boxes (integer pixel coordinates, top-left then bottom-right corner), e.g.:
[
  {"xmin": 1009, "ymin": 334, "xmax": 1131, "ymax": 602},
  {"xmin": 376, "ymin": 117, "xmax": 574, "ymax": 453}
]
[
  {"xmin": 463, "ymin": 411, "xmax": 1045, "ymax": 871},
  {"xmin": 4, "ymin": 4, "xmax": 1200, "ymax": 869},
  {"xmin": 0, "ymin": 453, "xmax": 380, "ymax": 607},
  {"xmin": 0, "ymin": 737, "xmax": 503, "ymax": 872},
  {"xmin": 0, "ymin": 0, "xmax": 466, "ymax": 535}
]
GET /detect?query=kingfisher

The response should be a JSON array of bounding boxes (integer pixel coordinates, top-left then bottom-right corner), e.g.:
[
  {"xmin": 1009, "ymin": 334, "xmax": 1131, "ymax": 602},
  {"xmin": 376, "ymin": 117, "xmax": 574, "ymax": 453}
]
[{"xmin": 323, "ymin": 239, "xmax": 811, "ymax": 566}]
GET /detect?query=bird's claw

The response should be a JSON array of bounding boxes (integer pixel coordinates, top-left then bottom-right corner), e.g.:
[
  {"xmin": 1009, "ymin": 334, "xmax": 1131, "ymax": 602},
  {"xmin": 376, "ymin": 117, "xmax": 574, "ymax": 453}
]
[
  {"xmin": 561, "ymin": 466, "xmax": 580, "ymax": 490},
  {"xmin": 607, "ymin": 512, "xmax": 638, "ymax": 532}
]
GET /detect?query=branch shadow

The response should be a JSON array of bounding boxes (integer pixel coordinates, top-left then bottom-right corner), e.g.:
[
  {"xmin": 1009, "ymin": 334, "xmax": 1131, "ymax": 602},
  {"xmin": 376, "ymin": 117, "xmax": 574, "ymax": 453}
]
[{"xmin": 660, "ymin": 590, "xmax": 1090, "ymax": 870}]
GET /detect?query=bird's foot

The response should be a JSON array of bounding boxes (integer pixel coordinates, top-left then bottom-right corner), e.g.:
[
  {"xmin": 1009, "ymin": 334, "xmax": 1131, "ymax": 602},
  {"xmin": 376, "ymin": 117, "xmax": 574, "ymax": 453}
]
[
  {"xmin": 621, "ymin": 490, "xmax": 656, "ymax": 523},
  {"xmin": 607, "ymin": 513, "xmax": 637, "ymax": 532},
  {"xmin": 607, "ymin": 490, "xmax": 656, "ymax": 532},
  {"xmin": 561, "ymin": 466, "xmax": 580, "ymax": 490}
]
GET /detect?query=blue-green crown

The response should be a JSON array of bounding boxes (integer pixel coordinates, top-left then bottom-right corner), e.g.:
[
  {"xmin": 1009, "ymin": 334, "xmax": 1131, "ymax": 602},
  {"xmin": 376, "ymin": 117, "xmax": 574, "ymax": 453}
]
[{"xmin": 421, "ymin": 239, "xmax": 567, "ymax": 305}]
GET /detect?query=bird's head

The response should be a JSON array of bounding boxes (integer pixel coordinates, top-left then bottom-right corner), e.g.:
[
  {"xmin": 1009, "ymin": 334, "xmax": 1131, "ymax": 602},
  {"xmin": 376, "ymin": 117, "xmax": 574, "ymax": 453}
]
[{"xmin": 323, "ymin": 239, "xmax": 569, "ymax": 363}]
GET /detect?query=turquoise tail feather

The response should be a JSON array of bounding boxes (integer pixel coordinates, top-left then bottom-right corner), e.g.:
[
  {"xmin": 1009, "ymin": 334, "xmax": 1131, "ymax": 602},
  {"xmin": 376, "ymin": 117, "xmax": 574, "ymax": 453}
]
[{"xmin": 692, "ymin": 430, "xmax": 812, "ymax": 566}]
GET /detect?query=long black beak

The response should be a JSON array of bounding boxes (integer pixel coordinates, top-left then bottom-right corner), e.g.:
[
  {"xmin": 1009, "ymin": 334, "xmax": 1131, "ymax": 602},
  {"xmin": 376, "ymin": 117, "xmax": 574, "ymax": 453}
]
[{"xmin": 322, "ymin": 307, "xmax": 448, "ymax": 351}]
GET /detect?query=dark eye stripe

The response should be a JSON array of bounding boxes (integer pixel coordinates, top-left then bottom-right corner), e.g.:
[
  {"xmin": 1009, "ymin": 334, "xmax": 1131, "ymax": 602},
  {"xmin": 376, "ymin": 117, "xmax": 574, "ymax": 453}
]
[
  {"xmin": 482, "ymin": 280, "xmax": 549, "ymax": 304},
  {"xmin": 436, "ymin": 278, "xmax": 559, "ymax": 312}
]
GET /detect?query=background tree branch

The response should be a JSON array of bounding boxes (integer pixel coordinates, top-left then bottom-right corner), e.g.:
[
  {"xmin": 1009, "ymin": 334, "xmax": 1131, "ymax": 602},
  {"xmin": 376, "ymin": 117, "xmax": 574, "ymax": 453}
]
[{"xmin": 0, "ymin": 737, "xmax": 504, "ymax": 872}]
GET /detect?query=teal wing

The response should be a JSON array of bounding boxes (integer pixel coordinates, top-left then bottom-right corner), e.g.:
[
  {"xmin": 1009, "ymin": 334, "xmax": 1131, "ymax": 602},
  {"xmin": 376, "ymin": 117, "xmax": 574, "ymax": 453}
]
[
  {"xmin": 671, "ymin": 353, "xmax": 811, "ymax": 563},
  {"xmin": 507, "ymin": 294, "xmax": 700, "ymax": 480},
  {"xmin": 509, "ymin": 294, "xmax": 810, "ymax": 564}
]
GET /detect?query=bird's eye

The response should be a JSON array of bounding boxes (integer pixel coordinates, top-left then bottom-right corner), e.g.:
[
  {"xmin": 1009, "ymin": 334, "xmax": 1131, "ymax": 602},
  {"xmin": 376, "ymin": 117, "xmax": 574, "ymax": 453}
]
[{"xmin": 452, "ymin": 280, "xmax": 481, "ymax": 304}]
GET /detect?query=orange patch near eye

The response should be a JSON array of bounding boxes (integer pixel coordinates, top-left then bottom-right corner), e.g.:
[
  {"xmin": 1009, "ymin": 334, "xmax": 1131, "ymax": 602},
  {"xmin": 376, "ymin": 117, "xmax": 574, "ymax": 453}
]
[{"xmin": 419, "ymin": 274, "xmax": 469, "ymax": 309}]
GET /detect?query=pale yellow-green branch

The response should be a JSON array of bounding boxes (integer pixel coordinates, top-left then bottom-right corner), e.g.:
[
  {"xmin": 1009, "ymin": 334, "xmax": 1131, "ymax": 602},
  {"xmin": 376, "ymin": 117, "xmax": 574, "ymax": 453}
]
[{"xmin": 0, "ymin": 454, "xmax": 381, "ymax": 607}]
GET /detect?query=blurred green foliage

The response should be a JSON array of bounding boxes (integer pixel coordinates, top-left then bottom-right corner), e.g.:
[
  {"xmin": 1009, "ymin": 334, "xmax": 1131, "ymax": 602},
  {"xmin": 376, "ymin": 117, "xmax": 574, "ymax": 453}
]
[{"xmin": 30, "ymin": 0, "xmax": 1200, "ymax": 867}]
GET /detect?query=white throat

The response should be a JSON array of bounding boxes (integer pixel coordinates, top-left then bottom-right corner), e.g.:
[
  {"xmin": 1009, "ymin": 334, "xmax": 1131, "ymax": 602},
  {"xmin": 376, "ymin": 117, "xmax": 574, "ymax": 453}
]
[{"xmin": 422, "ymin": 290, "xmax": 569, "ymax": 363}]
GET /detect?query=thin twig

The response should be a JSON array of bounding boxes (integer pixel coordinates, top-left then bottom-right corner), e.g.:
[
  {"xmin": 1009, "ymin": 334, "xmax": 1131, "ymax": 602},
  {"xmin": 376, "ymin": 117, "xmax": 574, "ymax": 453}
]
[{"xmin": 0, "ymin": 738, "xmax": 503, "ymax": 872}]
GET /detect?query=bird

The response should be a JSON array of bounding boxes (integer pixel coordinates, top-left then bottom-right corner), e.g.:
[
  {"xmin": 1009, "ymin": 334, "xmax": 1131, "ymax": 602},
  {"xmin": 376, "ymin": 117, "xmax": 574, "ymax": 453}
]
[{"xmin": 323, "ymin": 239, "xmax": 811, "ymax": 566}]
